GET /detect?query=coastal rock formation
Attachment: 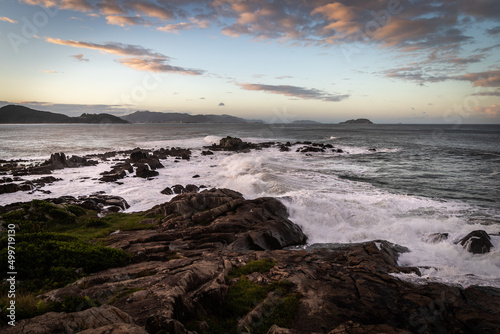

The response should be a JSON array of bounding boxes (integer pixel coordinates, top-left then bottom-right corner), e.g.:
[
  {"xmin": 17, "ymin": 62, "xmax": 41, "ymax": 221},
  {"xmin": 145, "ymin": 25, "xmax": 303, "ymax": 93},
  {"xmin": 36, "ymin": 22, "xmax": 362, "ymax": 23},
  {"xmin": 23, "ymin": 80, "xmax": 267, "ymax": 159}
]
[
  {"xmin": 459, "ymin": 230, "xmax": 493, "ymax": 254},
  {"xmin": 100, "ymin": 162, "xmax": 133, "ymax": 182},
  {"xmin": 12, "ymin": 153, "xmax": 98, "ymax": 176},
  {"xmin": 2, "ymin": 189, "xmax": 500, "ymax": 334}
]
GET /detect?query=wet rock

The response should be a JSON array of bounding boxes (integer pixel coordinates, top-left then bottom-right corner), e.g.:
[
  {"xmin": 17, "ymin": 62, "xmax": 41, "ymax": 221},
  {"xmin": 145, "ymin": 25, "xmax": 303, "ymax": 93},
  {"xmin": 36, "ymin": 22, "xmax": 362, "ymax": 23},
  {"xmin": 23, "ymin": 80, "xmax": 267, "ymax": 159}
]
[
  {"xmin": 459, "ymin": 230, "xmax": 493, "ymax": 254},
  {"xmin": 184, "ymin": 184, "xmax": 199, "ymax": 193},
  {"xmin": 172, "ymin": 184, "xmax": 185, "ymax": 194},
  {"xmin": 425, "ymin": 232, "xmax": 449, "ymax": 243},
  {"xmin": 163, "ymin": 147, "xmax": 191, "ymax": 160},
  {"xmin": 135, "ymin": 163, "xmax": 159, "ymax": 178},
  {"xmin": 201, "ymin": 150, "xmax": 213, "ymax": 156},
  {"xmin": 130, "ymin": 150, "xmax": 164, "ymax": 170},
  {"xmin": 161, "ymin": 187, "xmax": 174, "ymax": 195},
  {"xmin": 100, "ymin": 162, "xmax": 133, "ymax": 182}
]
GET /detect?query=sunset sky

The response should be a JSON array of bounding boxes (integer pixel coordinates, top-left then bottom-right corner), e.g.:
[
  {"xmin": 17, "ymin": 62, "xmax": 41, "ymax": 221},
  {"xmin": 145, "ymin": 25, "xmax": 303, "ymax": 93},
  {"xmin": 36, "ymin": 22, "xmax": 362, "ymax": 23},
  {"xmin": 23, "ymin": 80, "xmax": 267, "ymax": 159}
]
[{"xmin": 1, "ymin": 0, "xmax": 499, "ymax": 123}]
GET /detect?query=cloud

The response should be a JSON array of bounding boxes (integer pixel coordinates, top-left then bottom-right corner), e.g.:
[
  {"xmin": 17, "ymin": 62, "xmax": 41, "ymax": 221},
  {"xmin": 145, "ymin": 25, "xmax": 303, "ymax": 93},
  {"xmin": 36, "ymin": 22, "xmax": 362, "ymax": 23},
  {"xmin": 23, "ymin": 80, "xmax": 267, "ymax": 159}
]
[
  {"xmin": 474, "ymin": 105, "xmax": 500, "ymax": 118},
  {"xmin": 458, "ymin": 70, "xmax": 500, "ymax": 87},
  {"xmin": 470, "ymin": 89, "xmax": 500, "ymax": 97},
  {"xmin": 239, "ymin": 83, "xmax": 349, "ymax": 102},
  {"xmin": 105, "ymin": 15, "xmax": 147, "ymax": 26},
  {"xmin": 46, "ymin": 37, "xmax": 166, "ymax": 58},
  {"xmin": 158, "ymin": 18, "xmax": 210, "ymax": 34},
  {"xmin": 70, "ymin": 53, "xmax": 89, "ymax": 62},
  {"xmin": 46, "ymin": 37, "xmax": 204, "ymax": 75},
  {"xmin": 129, "ymin": 2, "xmax": 173, "ymax": 20},
  {"xmin": 21, "ymin": 0, "xmax": 94, "ymax": 12},
  {"xmin": 0, "ymin": 16, "xmax": 17, "ymax": 24},
  {"xmin": 44, "ymin": 70, "xmax": 59, "ymax": 73},
  {"xmin": 117, "ymin": 58, "xmax": 204, "ymax": 75},
  {"xmin": 487, "ymin": 25, "xmax": 500, "ymax": 35}
]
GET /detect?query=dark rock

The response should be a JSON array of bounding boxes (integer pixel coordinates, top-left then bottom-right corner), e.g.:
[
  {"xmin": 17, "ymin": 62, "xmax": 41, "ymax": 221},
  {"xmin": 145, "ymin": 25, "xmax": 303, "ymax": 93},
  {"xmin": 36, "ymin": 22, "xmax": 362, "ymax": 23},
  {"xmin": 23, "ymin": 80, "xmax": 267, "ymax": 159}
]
[
  {"xmin": 75, "ymin": 195, "xmax": 130, "ymax": 213},
  {"xmin": 100, "ymin": 163, "xmax": 134, "ymax": 182},
  {"xmin": 279, "ymin": 145, "xmax": 290, "ymax": 152},
  {"xmin": 135, "ymin": 163, "xmax": 159, "ymax": 178},
  {"xmin": 459, "ymin": 230, "xmax": 493, "ymax": 254},
  {"xmin": 184, "ymin": 184, "xmax": 199, "ymax": 193},
  {"xmin": 161, "ymin": 187, "xmax": 174, "ymax": 195},
  {"xmin": 192, "ymin": 174, "xmax": 200, "ymax": 178},
  {"xmin": 297, "ymin": 146, "xmax": 324, "ymax": 153},
  {"xmin": 336, "ymin": 148, "xmax": 344, "ymax": 153},
  {"xmin": 171, "ymin": 184, "xmax": 185, "ymax": 194},
  {"xmin": 425, "ymin": 232, "xmax": 449, "ymax": 243},
  {"xmin": 130, "ymin": 150, "xmax": 149, "ymax": 163},
  {"xmin": 6, "ymin": 189, "xmax": 500, "ymax": 334},
  {"xmin": 164, "ymin": 148, "xmax": 191, "ymax": 160},
  {"xmin": 0, "ymin": 183, "xmax": 22, "ymax": 194},
  {"xmin": 201, "ymin": 150, "xmax": 213, "ymax": 156},
  {"xmin": 220, "ymin": 136, "xmax": 244, "ymax": 150},
  {"xmin": 130, "ymin": 150, "xmax": 164, "ymax": 170}
]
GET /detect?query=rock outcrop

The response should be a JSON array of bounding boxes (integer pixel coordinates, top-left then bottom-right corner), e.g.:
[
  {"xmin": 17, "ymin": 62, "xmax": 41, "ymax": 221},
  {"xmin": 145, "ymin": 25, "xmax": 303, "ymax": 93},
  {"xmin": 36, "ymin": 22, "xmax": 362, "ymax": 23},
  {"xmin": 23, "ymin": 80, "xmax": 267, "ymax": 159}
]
[
  {"xmin": 459, "ymin": 230, "xmax": 494, "ymax": 254},
  {"xmin": 2, "ymin": 189, "xmax": 500, "ymax": 334}
]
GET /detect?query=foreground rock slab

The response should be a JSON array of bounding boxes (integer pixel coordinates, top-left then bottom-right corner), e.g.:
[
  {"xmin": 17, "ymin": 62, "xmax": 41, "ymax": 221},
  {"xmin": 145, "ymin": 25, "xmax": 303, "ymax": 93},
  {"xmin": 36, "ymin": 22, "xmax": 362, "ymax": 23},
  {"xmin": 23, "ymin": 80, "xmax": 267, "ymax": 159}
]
[{"xmin": 3, "ymin": 188, "xmax": 500, "ymax": 334}]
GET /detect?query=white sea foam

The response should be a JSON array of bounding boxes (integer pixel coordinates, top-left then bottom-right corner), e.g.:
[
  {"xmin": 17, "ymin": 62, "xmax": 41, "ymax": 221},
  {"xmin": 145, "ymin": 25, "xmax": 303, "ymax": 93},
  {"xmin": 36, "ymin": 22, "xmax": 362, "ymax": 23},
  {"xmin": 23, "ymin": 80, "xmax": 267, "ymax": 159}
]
[{"xmin": 1, "ymin": 140, "xmax": 499, "ymax": 288}]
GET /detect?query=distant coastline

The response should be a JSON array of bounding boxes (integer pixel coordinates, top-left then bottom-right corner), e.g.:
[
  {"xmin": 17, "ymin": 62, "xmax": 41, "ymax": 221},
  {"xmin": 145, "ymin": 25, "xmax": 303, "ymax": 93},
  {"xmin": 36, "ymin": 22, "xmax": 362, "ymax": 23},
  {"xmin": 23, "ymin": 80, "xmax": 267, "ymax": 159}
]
[{"xmin": 0, "ymin": 105, "xmax": 128, "ymax": 124}]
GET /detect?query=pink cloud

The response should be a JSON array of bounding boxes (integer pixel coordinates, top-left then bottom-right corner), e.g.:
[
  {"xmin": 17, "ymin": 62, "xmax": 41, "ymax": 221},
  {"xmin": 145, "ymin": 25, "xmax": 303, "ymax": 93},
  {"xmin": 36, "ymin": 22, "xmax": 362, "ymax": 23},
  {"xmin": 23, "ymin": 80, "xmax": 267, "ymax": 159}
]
[{"xmin": 0, "ymin": 16, "xmax": 18, "ymax": 24}]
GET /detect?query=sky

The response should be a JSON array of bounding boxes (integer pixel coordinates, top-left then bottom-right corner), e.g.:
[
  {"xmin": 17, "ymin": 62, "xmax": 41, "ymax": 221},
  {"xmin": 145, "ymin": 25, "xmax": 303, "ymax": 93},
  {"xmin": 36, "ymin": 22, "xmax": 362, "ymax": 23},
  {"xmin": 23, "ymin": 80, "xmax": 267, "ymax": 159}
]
[{"xmin": 0, "ymin": 0, "xmax": 499, "ymax": 123}]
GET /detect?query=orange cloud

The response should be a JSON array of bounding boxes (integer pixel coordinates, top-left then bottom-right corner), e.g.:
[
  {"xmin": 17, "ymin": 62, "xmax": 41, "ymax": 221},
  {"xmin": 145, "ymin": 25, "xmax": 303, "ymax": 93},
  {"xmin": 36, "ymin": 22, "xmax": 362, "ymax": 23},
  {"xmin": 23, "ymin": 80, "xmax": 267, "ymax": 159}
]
[
  {"xmin": 105, "ymin": 15, "xmax": 146, "ymax": 27},
  {"xmin": 0, "ymin": 16, "xmax": 18, "ymax": 24},
  {"xmin": 45, "ymin": 37, "xmax": 204, "ymax": 75},
  {"xmin": 118, "ymin": 58, "xmax": 204, "ymax": 75},
  {"xmin": 474, "ymin": 105, "xmax": 500, "ymax": 117},
  {"xmin": 130, "ymin": 2, "xmax": 172, "ymax": 20}
]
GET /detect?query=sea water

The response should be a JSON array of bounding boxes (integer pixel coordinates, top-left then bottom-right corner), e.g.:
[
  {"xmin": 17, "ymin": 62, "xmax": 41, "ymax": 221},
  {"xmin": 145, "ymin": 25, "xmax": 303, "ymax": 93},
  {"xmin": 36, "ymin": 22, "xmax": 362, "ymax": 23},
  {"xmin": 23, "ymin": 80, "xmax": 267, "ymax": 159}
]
[{"xmin": 0, "ymin": 123, "xmax": 499, "ymax": 288}]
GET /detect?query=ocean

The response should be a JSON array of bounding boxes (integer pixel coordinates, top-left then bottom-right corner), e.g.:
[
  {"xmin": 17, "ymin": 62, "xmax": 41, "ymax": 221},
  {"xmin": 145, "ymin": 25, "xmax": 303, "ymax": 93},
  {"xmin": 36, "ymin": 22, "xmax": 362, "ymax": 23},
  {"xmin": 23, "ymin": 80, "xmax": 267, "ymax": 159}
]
[{"xmin": 0, "ymin": 123, "xmax": 499, "ymax": 288}]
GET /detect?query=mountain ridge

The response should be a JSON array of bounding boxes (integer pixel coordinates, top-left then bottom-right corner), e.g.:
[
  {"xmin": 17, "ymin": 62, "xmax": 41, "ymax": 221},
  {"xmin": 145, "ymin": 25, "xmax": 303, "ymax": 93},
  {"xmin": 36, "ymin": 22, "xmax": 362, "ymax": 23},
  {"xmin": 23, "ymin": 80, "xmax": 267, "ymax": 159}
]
[
  {"xmin": 0, "ymin": 105, "xmax": 128, "ymax": 124},
  {"xmin": 121, "ymin": 110, "xmax": 263, "ymax": 123}
]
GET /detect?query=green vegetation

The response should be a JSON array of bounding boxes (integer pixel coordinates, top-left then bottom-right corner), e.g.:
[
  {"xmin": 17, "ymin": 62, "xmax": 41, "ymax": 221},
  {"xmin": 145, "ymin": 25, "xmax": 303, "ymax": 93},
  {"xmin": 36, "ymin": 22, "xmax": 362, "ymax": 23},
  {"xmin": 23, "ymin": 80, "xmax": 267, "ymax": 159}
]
[
  {"xmin": 0, "ymin": 200, "xmax": 159, "ymax": 242},
  {"xmin": 0, "ymin": 232, "xmax": 130, "ymax": 292},
  {"xmin": 187, "ymin": 259, "xmax": 300, "ymax": 334},
  {"xmin": 0, "ymin": 292, "xmax": 99, "ymax": 322},
  {"xmin": 229, "ymin": 259, "xmax": 277, "ymax": 278},
  {"xmin": 0, "ymin": 199, "xmax": 160, "ymax": 325}
]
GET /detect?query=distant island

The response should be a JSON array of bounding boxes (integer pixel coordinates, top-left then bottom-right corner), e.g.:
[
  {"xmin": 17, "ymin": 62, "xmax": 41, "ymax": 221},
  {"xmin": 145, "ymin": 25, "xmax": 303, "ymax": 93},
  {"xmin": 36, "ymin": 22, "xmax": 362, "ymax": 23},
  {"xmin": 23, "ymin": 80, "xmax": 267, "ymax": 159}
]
[
  {"xmin": 0, "ymin": 105, "xmax": 128, "ymax": 124},
  {"xmin": 291, "ymin": 120, "xmax": 321, "ymax": 124},
  {"xmin": 121, "ymin": 110, "xmax": 263, "ymax": 124},
  {"xmin": 339, "ymin": 118, "xmax": 373, "ymax": 124}
]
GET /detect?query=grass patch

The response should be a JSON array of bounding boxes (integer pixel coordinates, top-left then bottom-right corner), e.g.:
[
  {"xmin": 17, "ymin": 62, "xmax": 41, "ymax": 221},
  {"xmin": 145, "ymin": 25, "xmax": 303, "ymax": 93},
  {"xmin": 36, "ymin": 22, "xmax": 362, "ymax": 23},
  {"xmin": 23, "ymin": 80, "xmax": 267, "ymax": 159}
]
[
  {"xmin": 229, "ymin": 259, "xmax": 277, "ymax": 278},
  {"xmin": 0, "ymin": 232, "xmax": 131, "ymax": 293},
  {"xmin": 0, "ymin": 292, "xmax": 99, "ymax": 326}
]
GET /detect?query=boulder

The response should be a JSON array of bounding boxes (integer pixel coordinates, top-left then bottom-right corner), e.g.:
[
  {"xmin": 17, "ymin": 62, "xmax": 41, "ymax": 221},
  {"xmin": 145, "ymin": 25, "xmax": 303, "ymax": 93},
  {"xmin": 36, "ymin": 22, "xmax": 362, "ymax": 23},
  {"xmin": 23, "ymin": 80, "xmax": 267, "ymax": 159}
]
[
  {"xmin": 161, "ymin": 187, "xmax": 174, "ymax": 195},
  {"xmin": 459, "ymin": 230, "xmax": 493, "ymax": 254},
  {"xmin": 1, "ymin": 305, "xmax": 136, "ymax": 334},
  {"xmin": 135, "ymin": 163, "xmax": 159, "ymax": 178},
  {"xmin": 219, "ymin": 136, "xmax": 244, "ymax": 150},
  {"xmin": 130, "ymin": 150, "xmax": 164, "ymax": 170}
]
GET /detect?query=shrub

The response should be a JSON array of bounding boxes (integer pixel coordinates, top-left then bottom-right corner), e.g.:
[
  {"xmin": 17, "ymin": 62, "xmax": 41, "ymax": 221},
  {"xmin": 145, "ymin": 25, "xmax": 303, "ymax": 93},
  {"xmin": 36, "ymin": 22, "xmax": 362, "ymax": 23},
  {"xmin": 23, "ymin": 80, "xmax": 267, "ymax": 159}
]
[{"xmin": 0, "ymin": 232, "xmax": 131, "ymax": 292}]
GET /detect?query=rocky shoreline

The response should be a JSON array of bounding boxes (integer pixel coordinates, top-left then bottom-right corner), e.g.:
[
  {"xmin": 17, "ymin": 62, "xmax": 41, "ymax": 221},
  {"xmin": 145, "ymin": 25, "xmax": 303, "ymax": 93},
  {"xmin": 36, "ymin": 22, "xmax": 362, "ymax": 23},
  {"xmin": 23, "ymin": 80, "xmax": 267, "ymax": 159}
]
[
  {"xmin": 1, "ymin": 137, "xmax": 499, "ymax": 333},
  {"xmin": 1, "ymin": 187, "xmax": 499, "ymax": 334}
]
